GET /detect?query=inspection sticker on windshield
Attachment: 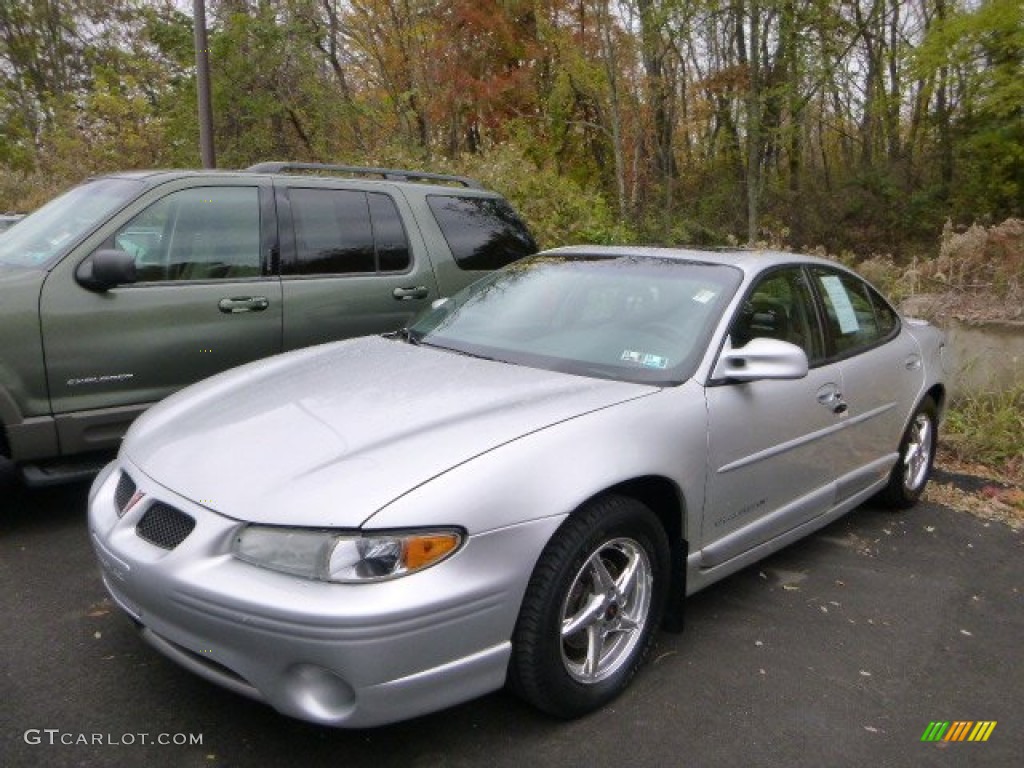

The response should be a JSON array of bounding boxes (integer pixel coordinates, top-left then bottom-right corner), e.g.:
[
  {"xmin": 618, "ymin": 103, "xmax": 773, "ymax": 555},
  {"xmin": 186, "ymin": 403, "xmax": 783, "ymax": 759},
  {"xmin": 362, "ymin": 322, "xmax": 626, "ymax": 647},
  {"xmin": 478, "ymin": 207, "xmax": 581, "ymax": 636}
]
[
  {"xmin": 622, "ymin": 350, "xmax": 668, "ymax": 369},
  {"xmin": 692, "ymin": 288, "xmax": 717, "ymax": 304},
  {"xmin": 642, "ymin": 353, "xmax": 669, "ymax": 369}
]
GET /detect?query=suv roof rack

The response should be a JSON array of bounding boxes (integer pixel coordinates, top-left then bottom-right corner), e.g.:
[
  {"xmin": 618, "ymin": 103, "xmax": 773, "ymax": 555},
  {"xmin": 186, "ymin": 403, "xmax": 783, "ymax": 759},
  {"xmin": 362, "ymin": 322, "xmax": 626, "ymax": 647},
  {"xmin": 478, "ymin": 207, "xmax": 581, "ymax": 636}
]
[{"xmin": 244, "ymin": 162, "xmax": 484, "ymax": 189}]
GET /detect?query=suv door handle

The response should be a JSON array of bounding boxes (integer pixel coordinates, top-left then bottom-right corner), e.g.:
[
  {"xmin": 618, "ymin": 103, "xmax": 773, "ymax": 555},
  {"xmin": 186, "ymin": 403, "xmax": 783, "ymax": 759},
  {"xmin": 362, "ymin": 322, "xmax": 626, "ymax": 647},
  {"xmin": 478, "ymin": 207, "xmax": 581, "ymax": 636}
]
[
  {"xmin": 218, "ymin": 296, "xmax": 269, "ymax": 313},
  {"xmin": 392, "ymin": 286, "xmax": 429, "ymax": 301}
]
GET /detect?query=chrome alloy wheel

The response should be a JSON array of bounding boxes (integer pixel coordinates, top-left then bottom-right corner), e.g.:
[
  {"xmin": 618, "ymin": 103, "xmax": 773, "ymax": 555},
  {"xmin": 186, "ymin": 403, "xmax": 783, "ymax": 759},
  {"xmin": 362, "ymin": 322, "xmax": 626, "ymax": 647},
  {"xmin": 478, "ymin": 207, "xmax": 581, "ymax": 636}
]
[
  {"xmin": 559, "ymin": 537, "xmax": 653, "ymax": 684},
  {"xmin": 903, "ymin": 412, "xmax": 934, "ymax": 492}
]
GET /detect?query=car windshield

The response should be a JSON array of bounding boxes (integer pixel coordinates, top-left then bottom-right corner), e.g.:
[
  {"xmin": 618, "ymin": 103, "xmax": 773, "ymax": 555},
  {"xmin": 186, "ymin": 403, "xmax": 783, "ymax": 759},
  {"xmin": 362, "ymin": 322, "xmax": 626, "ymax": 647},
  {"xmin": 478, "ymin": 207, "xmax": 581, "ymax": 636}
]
[
  {"xmin": 0, "ymin": 178, "xmax": 142, "ymax": 268},
  {"xmin": 409, "ymin": 253, "xmax": 742, "ymax": 385}
]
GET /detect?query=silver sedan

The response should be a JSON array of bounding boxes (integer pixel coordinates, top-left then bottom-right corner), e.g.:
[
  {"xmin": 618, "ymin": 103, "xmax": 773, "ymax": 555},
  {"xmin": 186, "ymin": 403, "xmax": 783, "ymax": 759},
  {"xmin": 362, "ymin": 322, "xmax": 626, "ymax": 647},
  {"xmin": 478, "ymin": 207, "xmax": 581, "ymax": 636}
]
[{"xmin": 88, "ymin": 246, "xmax": 946, "ymax": 726}]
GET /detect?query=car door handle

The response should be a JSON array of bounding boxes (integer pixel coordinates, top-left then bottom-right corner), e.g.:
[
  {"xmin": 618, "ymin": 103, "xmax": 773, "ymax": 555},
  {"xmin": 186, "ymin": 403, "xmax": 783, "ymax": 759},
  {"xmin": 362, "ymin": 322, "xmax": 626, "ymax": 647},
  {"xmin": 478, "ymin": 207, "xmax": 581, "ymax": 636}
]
[
  {"xmin": 392, "ymin": 286, "xmax": 429, "ymax": 301},
  {"xmin": 218, "ymin": 296, "xmax": 269, "ymax": 313},
  {"xmin": 905, "ymin": 354, "xmax": 922, "ymax": 371},
  {"xmin": 816, "ymin": 384, "xmax": 848, "ymax": 415}
]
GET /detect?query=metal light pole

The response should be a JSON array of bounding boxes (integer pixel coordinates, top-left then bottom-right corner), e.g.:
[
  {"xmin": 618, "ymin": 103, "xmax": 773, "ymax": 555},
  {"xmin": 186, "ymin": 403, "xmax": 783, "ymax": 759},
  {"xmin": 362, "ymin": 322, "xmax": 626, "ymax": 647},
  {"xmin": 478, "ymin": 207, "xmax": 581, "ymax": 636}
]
[{"xmin": 194, "ymin": 0, "xmax": 216, "ymax": 168}]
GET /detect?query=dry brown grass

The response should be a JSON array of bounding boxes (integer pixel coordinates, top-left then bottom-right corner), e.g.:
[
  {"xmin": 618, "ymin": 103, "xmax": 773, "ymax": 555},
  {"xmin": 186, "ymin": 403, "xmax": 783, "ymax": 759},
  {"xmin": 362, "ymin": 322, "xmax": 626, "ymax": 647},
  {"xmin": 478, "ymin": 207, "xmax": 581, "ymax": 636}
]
[{"xmin": 913, "ymin": 219, "xmax": 1024, "ymax": 323}]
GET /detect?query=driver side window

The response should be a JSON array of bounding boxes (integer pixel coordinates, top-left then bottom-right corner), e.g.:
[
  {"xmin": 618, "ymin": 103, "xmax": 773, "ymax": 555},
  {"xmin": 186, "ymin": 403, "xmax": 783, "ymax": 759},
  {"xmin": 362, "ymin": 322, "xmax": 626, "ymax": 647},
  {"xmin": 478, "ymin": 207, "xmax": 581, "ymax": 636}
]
[
  {"xmin": 731, "ymin": 268, "xmax": 824, "ymax": 364},
  {"xmin": 111, "ymin": 187, "xmax": 261, "ymax": 282}
]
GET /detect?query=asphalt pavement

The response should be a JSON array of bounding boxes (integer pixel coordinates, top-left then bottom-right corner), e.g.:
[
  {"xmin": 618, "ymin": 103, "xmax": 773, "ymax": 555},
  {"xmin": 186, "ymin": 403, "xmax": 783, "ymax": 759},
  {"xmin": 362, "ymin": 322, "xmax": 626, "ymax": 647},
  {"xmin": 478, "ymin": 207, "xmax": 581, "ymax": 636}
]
[{"xmin": 1, "ymin": 480, "xmax": 1021, "ymax": 768}]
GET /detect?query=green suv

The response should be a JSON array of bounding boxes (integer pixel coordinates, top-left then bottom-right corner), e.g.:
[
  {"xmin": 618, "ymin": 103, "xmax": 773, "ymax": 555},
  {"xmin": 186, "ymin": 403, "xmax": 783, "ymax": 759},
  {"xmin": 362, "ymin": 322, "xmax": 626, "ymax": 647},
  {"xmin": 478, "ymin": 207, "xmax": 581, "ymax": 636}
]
[{"xmin": 0, "ymin": 163, "xmax": 536, "ymax": 487}]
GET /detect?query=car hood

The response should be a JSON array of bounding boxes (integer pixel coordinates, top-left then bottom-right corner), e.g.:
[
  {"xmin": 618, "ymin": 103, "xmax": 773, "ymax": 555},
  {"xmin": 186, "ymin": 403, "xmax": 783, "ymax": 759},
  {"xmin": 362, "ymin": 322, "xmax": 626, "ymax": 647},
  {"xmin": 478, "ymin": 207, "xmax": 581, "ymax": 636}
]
[{"xmin": 125, "ymin": 336, "xmax": 657, "ymax": 527}]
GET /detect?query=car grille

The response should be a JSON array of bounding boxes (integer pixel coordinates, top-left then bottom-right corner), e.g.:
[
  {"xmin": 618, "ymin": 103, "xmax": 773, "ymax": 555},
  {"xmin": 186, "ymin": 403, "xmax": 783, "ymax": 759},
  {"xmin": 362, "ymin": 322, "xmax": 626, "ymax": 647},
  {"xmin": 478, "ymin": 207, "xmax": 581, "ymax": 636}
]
[
  {"xmin": 136, "ymin": 503, "xmax": 196, "ymax": 550},
  {"xmin": 114, "ymin": 472, "xmax": 137, "ymax": 516}
]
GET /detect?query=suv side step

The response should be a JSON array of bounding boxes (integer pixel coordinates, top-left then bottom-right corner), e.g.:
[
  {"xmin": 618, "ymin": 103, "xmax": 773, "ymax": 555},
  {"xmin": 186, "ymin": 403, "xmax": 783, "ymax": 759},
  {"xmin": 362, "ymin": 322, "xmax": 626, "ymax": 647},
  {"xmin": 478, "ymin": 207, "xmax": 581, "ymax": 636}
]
[
  {"xmin": 20, "ymin": 454, "xmax": 112, "ymax": 488},
  {"xmin": 244, "ymin": 162, "xmax": 484, "ymax": 189}
]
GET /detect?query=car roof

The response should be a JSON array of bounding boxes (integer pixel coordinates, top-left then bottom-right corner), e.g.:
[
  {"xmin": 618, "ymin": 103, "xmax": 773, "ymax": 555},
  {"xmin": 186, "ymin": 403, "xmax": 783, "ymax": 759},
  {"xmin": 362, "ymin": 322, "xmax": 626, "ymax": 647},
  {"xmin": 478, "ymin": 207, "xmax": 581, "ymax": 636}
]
[{"xmin": 542, "ymin": 244, "xmax": 842, "ymax": 276}]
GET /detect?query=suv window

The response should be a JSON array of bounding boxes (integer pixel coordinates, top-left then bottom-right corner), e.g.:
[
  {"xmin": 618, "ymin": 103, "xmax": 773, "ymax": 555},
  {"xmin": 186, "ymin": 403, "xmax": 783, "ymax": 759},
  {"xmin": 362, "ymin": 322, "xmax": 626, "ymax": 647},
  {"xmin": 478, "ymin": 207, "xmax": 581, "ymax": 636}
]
[
  {"xmin": 287, "ymin": 189, "xmax": 411, "ymax": 275},
  {"xmin": 112, "ymin": 186, "xmax": 261, "ymax": 281},
  {"xmin": 0, "ymin": 178, "xmax": 141, "ymax": 268},
  {"xmin": 427, "ymin": 195, "xmax": 537, "ymax": 270},
  {"xmin": 731, "ymin": 267, "xmax": 825, "ymax": 364},
  {"xmin": 368, "ymin": 192, "xmax": 411, "ymax": 272},
  {"xmin": 811, "ymin": 267, "xmax": 897, "ymax": 355}
]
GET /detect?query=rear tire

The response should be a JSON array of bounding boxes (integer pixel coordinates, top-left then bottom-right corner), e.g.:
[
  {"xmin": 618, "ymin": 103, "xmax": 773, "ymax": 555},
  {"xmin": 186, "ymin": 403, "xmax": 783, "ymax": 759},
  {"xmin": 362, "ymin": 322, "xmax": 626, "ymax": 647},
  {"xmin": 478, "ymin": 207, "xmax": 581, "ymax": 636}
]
[
  {"xmin": 879, "ymin": 397, "xmax": 937, "ymax": 509},
  {"xmin": 508, "ymin": 495, "xmax": 669, "ymax": 718}
]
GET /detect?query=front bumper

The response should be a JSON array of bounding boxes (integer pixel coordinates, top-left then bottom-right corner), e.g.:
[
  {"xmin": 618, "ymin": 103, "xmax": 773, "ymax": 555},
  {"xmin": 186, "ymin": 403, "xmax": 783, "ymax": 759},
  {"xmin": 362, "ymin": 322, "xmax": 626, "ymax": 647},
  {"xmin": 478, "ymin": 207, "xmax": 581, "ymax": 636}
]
[{"xmin": 88, "ymin": 459, "xmax": 563, "ymax": 727}]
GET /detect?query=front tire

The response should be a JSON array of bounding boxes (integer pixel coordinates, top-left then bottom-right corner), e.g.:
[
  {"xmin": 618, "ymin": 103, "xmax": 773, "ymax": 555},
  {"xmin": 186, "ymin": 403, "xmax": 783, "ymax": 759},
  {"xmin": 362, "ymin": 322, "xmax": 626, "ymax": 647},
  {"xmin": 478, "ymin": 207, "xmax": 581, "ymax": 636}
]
[
  {"xmin": 508, "ymin": 495, "xmax": 669, "ymax": 718},
  {"xmin": 0, "ymin": 432, "xmax": 20, "ymax": 496},
  {"xmin": 880, "ymin": 397, "xmax": 938, "ymax": 509}
]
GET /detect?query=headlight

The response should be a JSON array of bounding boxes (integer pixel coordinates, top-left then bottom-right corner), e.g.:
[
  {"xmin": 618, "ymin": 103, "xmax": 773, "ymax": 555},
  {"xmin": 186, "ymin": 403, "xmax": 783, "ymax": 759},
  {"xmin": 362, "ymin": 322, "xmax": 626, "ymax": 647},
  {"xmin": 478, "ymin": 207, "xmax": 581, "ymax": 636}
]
[{"xmin": 232, "ymin": 526, "xmax": 462, "ymax": 582}]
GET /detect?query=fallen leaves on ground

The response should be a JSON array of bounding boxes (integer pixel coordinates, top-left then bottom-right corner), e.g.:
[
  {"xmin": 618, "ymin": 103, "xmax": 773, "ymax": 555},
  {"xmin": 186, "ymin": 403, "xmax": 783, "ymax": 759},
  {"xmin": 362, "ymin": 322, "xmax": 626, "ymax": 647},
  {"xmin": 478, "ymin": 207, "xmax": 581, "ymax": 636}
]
[{"xmin": 925, "ymin": 481, "xmax": 1024, "ymax": 531}]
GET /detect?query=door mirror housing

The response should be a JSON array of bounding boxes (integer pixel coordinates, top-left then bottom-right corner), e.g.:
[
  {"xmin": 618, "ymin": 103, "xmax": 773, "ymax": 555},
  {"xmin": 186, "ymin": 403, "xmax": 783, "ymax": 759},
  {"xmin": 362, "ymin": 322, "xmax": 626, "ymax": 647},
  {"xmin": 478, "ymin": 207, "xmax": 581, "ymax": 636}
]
[
  {"xmin": 712, "ymin": 337, "xmax": 809, "ymax": 382},
  {"xmin": 77, "ymin": 249, "xmax": 138, "ymax": 291}
]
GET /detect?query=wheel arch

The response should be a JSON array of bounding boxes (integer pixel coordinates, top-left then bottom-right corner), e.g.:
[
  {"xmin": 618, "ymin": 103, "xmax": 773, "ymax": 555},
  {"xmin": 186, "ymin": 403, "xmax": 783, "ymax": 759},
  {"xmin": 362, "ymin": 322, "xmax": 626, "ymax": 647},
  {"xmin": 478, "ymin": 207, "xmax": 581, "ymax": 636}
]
[
  {"xmin": 0, "ymin": 385, "xmax": 20, "ymax": 460},
  {"xmin": 924, "ymin": 383, "xmax": 946, "ymax": 419},
  {"xmin": 591, "ymin": 475, "xmax": 689, "ymax": 632}
]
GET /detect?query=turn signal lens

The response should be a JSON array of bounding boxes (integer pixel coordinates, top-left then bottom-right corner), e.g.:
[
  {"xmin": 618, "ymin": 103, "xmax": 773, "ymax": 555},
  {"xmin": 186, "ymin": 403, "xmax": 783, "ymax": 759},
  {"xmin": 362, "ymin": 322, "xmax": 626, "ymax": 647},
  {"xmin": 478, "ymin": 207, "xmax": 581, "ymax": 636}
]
[{"xmin": 404, "ymin": 534, "xmax": 460, "ymax": 570}]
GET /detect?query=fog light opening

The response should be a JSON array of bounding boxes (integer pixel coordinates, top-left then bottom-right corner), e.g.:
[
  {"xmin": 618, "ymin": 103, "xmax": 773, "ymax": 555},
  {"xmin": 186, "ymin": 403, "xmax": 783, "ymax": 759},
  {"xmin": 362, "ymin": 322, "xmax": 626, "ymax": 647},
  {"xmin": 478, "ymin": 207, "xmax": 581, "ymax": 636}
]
[{"xmin": 284, "ymin": 664, "xmax": 357, "ymax": 721}]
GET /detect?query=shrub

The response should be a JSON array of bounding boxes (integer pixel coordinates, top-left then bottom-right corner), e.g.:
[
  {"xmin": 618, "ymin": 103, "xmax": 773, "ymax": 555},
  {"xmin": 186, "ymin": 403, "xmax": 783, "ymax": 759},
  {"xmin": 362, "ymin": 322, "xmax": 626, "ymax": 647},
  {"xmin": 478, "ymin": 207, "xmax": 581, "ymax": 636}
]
[
  {"xmin": 452, "ymin": 144, "xmax": 637, "ymax": 249},
  {"xmin": 923, "ymin": 218, "xmax": 1024, "ymax": 300},
  {"xmin": 943, "ymin": 385, "xmax": 1024, "ymax": 481}
]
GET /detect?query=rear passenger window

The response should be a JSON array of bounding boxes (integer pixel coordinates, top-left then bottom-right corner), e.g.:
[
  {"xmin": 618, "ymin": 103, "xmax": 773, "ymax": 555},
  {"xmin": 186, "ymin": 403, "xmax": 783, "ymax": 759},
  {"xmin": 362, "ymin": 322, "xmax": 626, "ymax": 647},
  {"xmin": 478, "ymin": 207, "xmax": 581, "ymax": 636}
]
[
  {"xmin": 867, "ymin": 283, "xmax": 899, "ymax": 337},
  {"xmin": 367, "ymin": 192, "xmax": 411, "ymax": 272},
  {"xmin": 287, "ymin": 189, "xmax": 411, "ymax": 275},
  {"xmin": 289, "ymin": 189, "xmax": 374, "ymax": 274},
  {"xmin": 811, "ymin": 268, "xmax": 898, "ymax": 355},
  {"xmin": 427, "ymin": 195, "xmax": 537, "ymax": 270}
]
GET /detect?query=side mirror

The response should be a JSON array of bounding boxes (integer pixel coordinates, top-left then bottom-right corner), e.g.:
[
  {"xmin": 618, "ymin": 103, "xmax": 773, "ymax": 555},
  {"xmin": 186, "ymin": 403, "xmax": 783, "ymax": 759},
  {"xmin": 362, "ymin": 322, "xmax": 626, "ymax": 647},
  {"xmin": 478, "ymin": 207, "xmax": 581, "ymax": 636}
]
[
  {"xmin": 712, "ymin": 337, "xmax": 809, "ymax": 382},
  {"xmin": 77, "ymin": 249, "xmax": 138, "ymax": 291}
]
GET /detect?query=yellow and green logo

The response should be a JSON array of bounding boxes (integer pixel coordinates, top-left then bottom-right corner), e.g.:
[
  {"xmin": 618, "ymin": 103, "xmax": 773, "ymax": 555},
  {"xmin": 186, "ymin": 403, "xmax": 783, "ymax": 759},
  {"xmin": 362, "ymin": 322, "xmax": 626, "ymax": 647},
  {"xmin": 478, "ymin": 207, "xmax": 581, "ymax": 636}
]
[{"xmin": 921, "ymin": 721, "xmax": 997, "ymax": 742}]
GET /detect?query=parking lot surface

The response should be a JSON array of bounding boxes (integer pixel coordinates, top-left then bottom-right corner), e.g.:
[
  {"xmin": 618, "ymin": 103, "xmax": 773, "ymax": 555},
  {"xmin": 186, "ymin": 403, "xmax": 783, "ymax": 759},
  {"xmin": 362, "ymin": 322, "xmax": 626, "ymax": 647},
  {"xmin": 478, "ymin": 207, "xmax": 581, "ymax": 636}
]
[{"xmin": 1, "ymin": 481, "xmax": 1021, "ymax": 767}]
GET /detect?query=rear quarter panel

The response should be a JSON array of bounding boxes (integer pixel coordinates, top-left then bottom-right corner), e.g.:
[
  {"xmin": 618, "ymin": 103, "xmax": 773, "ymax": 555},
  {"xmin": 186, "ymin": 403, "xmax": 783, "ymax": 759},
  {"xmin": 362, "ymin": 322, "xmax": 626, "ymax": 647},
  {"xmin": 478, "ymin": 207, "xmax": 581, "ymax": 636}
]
[
  {"xmin": 397, "ymin": 187, "xmax": 513, "ymax": 297},
  {"xmin": 905, "ymin": 319, "xmax": 947, "ymax": 409}
]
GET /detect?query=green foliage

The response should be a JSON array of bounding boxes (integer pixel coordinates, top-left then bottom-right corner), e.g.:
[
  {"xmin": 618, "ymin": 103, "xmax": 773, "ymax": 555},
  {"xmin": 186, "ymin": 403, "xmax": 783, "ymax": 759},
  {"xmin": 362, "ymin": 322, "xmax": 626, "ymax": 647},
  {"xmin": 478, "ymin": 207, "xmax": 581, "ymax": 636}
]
[
  {"xmin": 951, "ymin": 123, "xmax": 1024, "ymax": 222},
  {"xmin": 943, "ymin": 385, "xmax": 1024, "ymax": 474},
  {"xmin": 452, "ymin": 144, "xmax": 636, "ymax": 248},
  {"xmin": 914, "ymin": 0, "xmax": 1024, "ymax": 223},
  {"xmin": 0, "ymin": 0, "xmax": 1021, "ymax": 254}
]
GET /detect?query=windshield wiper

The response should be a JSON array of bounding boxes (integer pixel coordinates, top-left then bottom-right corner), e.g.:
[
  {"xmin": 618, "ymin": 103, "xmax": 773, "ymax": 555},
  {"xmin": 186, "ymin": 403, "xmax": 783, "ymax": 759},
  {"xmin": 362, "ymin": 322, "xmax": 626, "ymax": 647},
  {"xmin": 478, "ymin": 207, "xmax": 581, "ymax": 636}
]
[
  {"xmin": 387, "ymin": 327, "xmax": 420, "ymax": 345},
  {"xmin": 417, "ymin": 340, "xmax": 504, "ymax": 363}
]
